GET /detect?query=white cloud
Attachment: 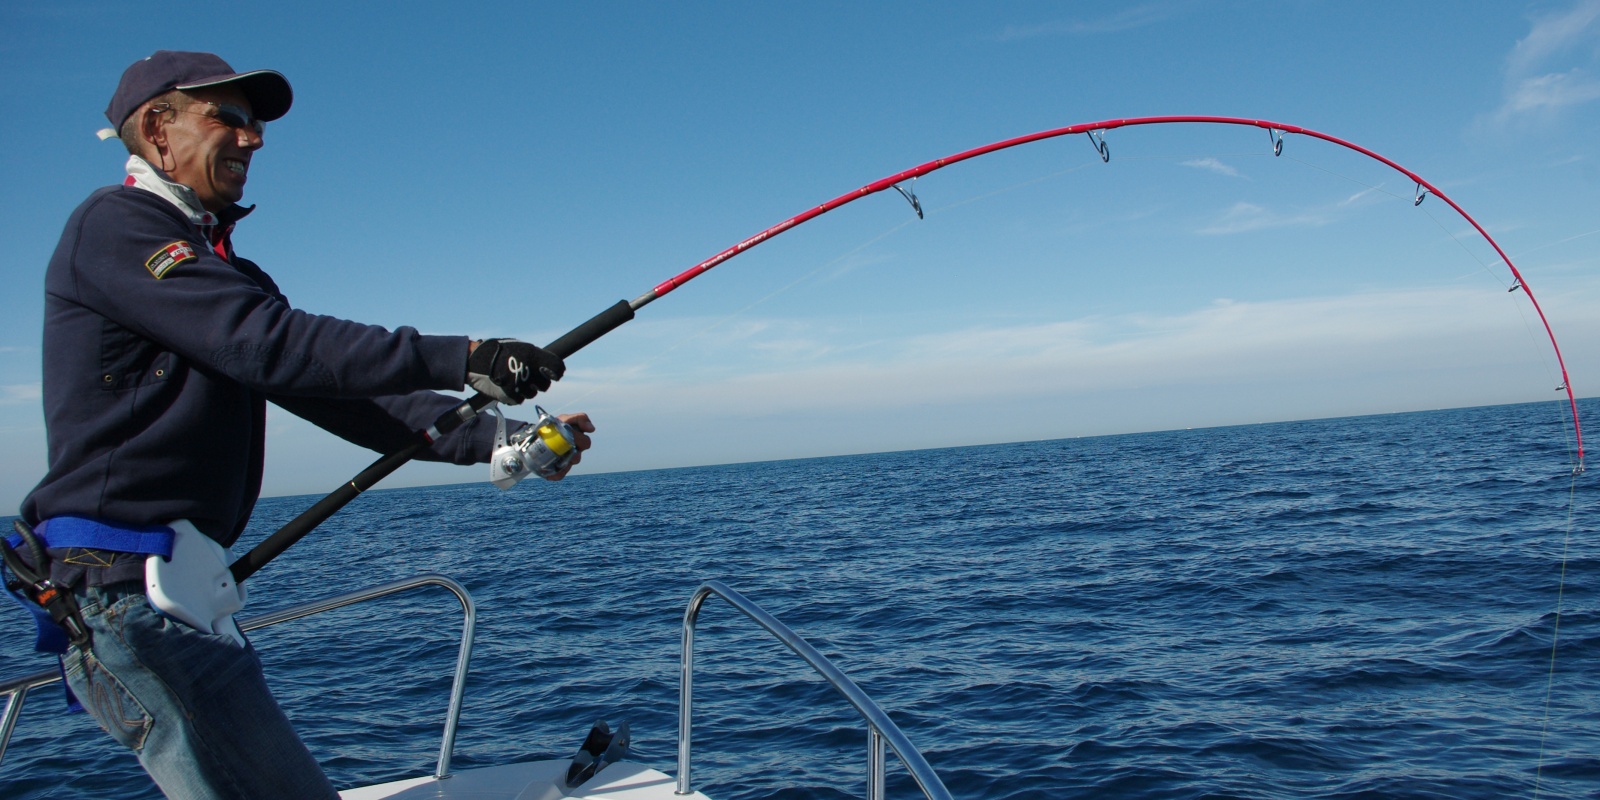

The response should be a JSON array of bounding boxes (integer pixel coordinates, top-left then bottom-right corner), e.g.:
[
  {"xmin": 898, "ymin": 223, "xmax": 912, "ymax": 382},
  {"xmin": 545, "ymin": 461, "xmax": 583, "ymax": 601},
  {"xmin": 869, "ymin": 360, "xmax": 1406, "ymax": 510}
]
[
  {"xmin": 233, "ymin": 281, "xmax": 1600, "ymax": 499},
  {"xmin": 573, "ymin": 285, "xmax": 1586, "ymax": 419},
  {"xmin": 1489, "ymin": 0, "xmax": 1600, "ymax": 126},
  {"xmin": 1507, "ymin": 0, "xmax": 1600, "ymax": 75},
  {"xmin": 1194, "ymin": 183, "xmax": 1390, "ymax": 235},
  {"xmin": 0, "ymin": 384, "xmax": 40, "ymax": 406},
  {"xmin": 1181, "ymin": 158, "xmax": 1242, "ymax": 178},
  {"xmin": 1502, "ymin": 69, "xmax": 1600, "ymax": 115}
]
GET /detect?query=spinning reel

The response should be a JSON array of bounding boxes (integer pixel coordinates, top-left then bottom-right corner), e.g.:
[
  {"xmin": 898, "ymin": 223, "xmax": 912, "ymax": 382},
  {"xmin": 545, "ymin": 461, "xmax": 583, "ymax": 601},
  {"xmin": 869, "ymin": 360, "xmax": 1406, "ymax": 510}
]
[{"xmin": 488, "ymin": 405, "xmax": 577, "ymax": 489}]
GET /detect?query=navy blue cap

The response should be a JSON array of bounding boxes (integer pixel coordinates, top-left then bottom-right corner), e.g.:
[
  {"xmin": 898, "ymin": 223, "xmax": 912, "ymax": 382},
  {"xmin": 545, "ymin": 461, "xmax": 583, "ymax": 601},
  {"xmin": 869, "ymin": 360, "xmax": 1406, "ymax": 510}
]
[{"xmin": 106, "ymin": 51, "xmax": 293, "ymax": 128}]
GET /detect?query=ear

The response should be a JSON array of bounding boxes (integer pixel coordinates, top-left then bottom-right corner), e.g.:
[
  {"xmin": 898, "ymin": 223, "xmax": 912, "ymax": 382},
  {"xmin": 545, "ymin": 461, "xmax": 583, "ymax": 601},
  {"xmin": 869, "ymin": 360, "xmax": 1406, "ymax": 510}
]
[{"xmin": 138, "ymin": 104, "xmax": 170, "ymax": 157}]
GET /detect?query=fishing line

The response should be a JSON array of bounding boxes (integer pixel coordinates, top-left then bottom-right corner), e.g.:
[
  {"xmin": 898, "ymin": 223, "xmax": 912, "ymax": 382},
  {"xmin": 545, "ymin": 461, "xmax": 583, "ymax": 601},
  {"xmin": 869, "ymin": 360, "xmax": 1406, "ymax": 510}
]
[
  {"xmin": 1532, "ymin": 468, "xmax": 1580, "ymax": 799},
  {"xmin": 1407, "ymin": 196, "xmax": 1580, "ymax": 463},
  {"xmin": 1274, "ymin": 152, "xmax": 1584, "ymax": 466},
  {"xmin": 1280, "ymin": 154, "xmax": 1513, "ymax": 287},
  {"xmin": 1405, "ymin": 200, "xmax": 1507, "ymax": 282},
  {"xmin": 1497, "ymin": 292, "xmax": 1584, "ymax": 469},
  {"xmin": 1401, "ymin": 205, "xmax": 1587, "ymax": 469},
  {"xmin": 1265, "ymin": 154, "xmax": 1592, "ymax": 782},
  {"xmin": 1289, "ymin": 172, "xmax": 1587, "ymax": 791}
]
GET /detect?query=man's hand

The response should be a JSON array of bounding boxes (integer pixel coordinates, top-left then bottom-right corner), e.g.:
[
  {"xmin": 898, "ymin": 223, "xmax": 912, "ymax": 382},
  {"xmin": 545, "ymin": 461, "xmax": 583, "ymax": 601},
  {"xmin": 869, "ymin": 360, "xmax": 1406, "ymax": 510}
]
[
  {"xmin": 544, "ymin": 413, "xmax": 594, "ymax": 481},
  {"xmin": 467, "ymin": 339, "xmax": 565, "ymax": 404}
]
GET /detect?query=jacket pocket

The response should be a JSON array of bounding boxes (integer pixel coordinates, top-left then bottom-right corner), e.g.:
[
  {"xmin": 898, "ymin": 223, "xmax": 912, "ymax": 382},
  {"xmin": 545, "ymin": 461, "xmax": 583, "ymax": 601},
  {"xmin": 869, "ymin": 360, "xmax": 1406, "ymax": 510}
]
[{"xmin": 98, "ymin": 319, "xmax": 175, "ymax": 392}]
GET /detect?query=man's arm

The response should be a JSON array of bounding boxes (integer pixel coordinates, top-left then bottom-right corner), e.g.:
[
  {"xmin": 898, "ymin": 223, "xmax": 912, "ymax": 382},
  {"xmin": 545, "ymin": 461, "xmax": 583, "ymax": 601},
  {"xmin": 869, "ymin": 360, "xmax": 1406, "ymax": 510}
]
[
  {"xmin": 67, "ymin": 189, "xmax": 467, "ymax": 398},
  {"xmin": 270, "ymin": 393, "xmax": 595, "ymax": 478},
  {"xmin": 268, "ymin": 392, "xmax": 503, "ymax": 465}
]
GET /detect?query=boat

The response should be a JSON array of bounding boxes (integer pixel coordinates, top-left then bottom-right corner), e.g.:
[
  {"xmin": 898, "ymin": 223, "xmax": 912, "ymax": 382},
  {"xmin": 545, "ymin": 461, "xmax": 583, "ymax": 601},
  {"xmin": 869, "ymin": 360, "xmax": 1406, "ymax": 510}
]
[{"xmin": 0, "ymin": 573, "xmax": 953, "ymax": 799}]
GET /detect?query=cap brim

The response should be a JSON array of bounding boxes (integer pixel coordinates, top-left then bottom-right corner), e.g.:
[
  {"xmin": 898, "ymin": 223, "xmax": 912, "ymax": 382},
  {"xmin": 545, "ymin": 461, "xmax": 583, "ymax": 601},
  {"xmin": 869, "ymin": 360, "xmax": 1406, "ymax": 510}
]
[{"xmin": 176, "ymin": 69, "xmax": 293, "ymax": 121}]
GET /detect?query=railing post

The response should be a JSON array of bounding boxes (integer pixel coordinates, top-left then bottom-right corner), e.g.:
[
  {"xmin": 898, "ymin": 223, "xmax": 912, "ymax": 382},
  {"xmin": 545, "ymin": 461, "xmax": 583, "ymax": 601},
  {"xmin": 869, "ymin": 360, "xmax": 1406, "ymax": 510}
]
[
  {"xmin": 868, "ymin": 725, "xmax": 886, "ymax": 800},
  {"xmin": 0, "ymin": 686, "xmax": 27, "ymax": 766},
  {"xmin": 677, "ymin": 585, "xmax": 711, "ymax": 795},
  {"xmin": 677, "ymin": 580, "xmax": 952, "ymax": 800},
  {"xmin": 432, "ymin": 580, "xmax": 476, "ymax": 779}
]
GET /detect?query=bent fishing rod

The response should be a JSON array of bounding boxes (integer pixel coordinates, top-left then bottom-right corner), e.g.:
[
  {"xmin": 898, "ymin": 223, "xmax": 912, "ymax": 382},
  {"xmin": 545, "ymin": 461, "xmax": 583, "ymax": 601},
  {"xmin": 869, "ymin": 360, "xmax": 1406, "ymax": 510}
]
[{"xmin": 231, "ymin": 115, "xmax": 1586, "ymax": 582}]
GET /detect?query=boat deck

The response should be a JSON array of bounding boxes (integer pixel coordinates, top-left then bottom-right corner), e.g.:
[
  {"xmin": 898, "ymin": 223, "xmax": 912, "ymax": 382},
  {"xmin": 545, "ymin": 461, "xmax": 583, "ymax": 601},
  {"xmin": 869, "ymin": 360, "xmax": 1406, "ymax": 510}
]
[{"xmin": 340, "ymin": 760, "xmax": 711, "ymax": 800}]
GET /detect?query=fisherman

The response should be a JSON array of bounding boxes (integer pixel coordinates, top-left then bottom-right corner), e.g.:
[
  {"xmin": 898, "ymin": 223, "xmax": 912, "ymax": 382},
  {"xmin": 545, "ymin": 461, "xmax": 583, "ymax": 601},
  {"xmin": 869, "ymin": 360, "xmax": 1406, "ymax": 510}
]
[{"xmin": 4, "ymin": 50, "xmax": 593, "ymax": 798}]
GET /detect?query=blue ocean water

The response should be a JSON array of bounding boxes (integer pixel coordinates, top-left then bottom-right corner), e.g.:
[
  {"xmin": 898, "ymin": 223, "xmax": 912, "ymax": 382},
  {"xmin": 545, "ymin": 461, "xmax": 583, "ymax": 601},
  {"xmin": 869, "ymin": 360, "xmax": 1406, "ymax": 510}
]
[{"xmin": 2, "ymin": 400, "xmax": 1597, "ymax": 799}]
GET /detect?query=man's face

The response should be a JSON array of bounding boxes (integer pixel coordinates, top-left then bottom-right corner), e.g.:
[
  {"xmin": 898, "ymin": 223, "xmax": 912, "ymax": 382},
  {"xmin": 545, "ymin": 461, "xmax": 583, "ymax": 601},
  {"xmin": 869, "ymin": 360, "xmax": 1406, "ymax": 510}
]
[{"xmin": 152, "ymin": 85, "xmax": 263, "ymax": 213}]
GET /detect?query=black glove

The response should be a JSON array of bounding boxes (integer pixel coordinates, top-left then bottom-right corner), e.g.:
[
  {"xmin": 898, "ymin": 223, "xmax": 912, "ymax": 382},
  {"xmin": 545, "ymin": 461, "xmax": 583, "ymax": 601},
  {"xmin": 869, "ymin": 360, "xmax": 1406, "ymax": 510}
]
[{"xmin": 467, "ymin": 338, "xmax": 565, "ymax": 404}]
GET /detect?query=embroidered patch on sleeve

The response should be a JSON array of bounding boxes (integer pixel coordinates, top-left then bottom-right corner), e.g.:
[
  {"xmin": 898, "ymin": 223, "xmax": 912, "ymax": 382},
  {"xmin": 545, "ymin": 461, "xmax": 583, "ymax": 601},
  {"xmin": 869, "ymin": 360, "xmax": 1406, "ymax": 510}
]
[{"xmin": 145, "ymin": 241, "xmax": 197, "ymax": 279}]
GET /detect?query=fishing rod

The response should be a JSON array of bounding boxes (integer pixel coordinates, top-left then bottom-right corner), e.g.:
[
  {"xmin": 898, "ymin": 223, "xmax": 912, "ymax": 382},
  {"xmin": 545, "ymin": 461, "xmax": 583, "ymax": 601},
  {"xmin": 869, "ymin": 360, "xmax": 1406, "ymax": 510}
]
[{"xmin": 231, "ymin": 114, "xmax": 1586, "ymax": 583}]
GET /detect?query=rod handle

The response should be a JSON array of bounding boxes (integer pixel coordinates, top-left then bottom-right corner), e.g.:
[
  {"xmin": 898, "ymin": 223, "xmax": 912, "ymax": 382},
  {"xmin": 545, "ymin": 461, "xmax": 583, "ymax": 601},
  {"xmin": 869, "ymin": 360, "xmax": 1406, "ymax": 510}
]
[{"xmin": 546, "ymin": 299, "xmax": 635, "ymax": 359}]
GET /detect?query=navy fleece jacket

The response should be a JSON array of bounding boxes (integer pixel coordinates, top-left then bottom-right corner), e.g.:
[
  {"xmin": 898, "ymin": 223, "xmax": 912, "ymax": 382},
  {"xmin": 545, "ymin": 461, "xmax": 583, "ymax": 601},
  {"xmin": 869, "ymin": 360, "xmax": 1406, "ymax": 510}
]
[{"xmin": 22, "ymin": 182, "xmax": 496, "ymax": 550}]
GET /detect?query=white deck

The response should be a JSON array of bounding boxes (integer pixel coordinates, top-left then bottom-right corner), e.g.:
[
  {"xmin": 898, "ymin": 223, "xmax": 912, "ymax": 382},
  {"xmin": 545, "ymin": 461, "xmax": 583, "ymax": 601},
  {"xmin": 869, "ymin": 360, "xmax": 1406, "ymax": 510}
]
[{"xmin": 339, "ymin": 759, "xmax": 712, "ymax": 800}]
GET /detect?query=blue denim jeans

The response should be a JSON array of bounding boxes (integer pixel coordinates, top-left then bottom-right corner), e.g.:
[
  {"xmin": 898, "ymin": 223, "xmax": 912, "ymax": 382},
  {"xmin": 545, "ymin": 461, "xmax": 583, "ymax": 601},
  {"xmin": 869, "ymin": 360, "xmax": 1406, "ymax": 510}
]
[{"xmin": 62, "ymin": 581, "xmax": 339, "ymax": 800}]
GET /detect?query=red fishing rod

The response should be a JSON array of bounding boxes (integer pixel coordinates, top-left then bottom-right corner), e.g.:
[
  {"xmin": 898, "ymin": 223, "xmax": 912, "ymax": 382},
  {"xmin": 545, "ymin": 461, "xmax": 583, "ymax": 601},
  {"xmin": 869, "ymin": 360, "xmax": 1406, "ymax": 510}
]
[{"xmin": 233, "ymin": 115, "xmax": 1586, "ymax": 582}]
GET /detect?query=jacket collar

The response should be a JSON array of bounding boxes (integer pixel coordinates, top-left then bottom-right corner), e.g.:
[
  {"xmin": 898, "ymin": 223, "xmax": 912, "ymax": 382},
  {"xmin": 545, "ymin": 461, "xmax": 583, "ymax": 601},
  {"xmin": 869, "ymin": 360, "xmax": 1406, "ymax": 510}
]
[{"xmin": 122, "ymin": 156, "xmax": 254, "ymax": 228}]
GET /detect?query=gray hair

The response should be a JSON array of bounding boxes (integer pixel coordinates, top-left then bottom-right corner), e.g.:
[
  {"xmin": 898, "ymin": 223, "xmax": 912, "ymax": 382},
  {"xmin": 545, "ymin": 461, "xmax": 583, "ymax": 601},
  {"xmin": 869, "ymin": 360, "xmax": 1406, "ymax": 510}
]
[{"xmin": 117, "ymin": 89, "xmax": 194, "ymax": 156}]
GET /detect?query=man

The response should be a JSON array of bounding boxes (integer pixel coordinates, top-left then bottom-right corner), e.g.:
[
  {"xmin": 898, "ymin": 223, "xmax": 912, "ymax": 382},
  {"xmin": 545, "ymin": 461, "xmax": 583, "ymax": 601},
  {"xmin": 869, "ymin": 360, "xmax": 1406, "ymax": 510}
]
[{"xmin": 7, "ymin": 51, "xmax": 592, "ymax": 798}]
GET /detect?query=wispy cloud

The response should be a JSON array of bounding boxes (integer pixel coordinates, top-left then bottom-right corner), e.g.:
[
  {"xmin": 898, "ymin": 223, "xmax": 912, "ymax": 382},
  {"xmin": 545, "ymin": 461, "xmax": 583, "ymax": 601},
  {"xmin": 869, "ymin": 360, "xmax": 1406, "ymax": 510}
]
[
  {"xmin": 1507, "ymin": 0, "xmax": 1600, "ymax": 74},
  {"xmin": 1182, "ymin": 158, "xmax": 1242, "ymax": 178},
  {"xmin": 815, "ymin": 250, "xmax": 899, "ymax": 285},
  {"xmin": 991, "ymin": 2, "xmax": 1186, "ymax": 41},
  {"xmin": 570, "ymin": 285, "xmax": 1589, "ymax": 425},
  {"xmin": 1337, "ymin": 186, "xmax": 1382, "ymax": 207},
  {"xmin": 1195, "ymin": 184, "xmax": 1388, "ymax": 235},
  {"xmin": 251, "ymin": 282, "xmax": 1600, "ymax": 493},
  {"xmin": 1501, "ymin": 69, "xmax": 1600, "ymax": 117},
  {"xmin": 1489, "ymin": 0, "xmax": 1600, "ymax": 127},
  {"xmin": 0, "ymin": 384, "xmax": 41, "ymax": 406},
  {"xmin": 1195, "ymin": 202, "xmax": 1332, "ymax": 235}
]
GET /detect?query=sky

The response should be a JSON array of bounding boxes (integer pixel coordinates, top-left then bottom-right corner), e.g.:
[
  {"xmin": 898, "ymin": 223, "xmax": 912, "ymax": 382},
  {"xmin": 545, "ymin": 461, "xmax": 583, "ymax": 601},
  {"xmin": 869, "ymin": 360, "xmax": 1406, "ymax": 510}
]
[{"xmin": 1, "ymin": 1, "xmax": 1598, "ymax": 509}]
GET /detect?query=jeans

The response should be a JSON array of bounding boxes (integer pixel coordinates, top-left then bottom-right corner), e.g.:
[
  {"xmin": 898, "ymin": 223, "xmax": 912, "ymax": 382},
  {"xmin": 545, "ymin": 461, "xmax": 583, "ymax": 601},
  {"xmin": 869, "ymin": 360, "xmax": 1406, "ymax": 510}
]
[{"xmin": 61, "ymin": 581, "xmax": 339, "ymax": 800}]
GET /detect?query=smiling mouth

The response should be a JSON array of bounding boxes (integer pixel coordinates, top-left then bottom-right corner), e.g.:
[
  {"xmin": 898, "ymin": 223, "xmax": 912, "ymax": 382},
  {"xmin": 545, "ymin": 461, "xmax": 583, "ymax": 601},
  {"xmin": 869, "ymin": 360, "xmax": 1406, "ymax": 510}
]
[{"xmin": 224, "ymin": 159, "xmax": 247, "ymax": 177}]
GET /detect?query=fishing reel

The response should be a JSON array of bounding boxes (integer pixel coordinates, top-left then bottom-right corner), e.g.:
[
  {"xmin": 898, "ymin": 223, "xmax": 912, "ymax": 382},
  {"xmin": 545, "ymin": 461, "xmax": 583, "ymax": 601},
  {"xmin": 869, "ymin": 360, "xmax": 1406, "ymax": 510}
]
[{"xmin": 488, "ymin": 405, "xmax": 577, "ymax": 489}]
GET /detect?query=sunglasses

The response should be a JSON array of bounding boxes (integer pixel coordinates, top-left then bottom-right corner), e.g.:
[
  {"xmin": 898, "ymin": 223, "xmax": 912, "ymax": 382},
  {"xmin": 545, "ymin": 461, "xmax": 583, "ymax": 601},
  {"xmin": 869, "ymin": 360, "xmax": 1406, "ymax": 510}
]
[{"xmin": 151, "ymin": 101, "xmax": 266, "ymax": 134}]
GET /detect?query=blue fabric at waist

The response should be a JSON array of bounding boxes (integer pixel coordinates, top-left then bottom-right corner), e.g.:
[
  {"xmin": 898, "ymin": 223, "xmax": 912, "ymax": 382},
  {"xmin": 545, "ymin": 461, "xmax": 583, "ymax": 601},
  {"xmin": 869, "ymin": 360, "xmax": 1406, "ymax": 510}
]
[{"xmin": 4, "ymin": 516, "xmax": 175, "ymax": 559}]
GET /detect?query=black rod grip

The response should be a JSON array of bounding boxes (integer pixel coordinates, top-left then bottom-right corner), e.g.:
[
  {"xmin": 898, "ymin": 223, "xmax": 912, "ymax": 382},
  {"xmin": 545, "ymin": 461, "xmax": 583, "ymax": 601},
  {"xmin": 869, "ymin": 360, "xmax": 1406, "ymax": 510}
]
[
  {"xmin": 231, "ymin": 440, "xmax": 427, "ymax": 581},
  {"xmin": 432, "ymin": 393, "xmax": 498, "ymax": 438},
  {"xmin": 545, "ymin": 299, "xmax": 635, "ymax": 359}
]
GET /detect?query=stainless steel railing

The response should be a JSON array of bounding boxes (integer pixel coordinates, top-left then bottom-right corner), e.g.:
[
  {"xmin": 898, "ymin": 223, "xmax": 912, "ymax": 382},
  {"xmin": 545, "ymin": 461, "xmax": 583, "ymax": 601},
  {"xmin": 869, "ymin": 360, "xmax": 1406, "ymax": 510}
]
[
  {"xmin": 677, "ymin": 580, "xmax": 952, "ymax": 800},
  {"xmin": 0, "ymin": 573, "xmax": 475, "ymax": 780}
]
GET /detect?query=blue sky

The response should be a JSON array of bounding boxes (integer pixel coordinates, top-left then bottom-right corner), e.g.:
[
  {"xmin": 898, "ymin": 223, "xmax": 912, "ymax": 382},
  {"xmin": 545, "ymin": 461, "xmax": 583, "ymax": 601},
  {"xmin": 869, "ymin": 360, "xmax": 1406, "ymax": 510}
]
[{"xmin": 2, "ymin": 1, "xmax": 1598, "ymax": 508}]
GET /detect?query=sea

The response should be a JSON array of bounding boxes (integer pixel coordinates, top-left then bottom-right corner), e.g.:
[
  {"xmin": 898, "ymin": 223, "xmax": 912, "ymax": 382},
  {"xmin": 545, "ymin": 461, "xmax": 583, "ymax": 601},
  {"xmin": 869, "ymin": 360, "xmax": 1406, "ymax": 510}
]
[{"xmin": 1, "ymin": 399, "xmax": 1596, "ymax": 800}]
